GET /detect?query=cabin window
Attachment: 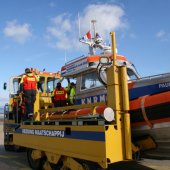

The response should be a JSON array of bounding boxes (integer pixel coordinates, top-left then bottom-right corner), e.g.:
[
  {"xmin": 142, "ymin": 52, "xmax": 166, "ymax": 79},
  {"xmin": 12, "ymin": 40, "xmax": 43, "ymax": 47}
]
[
  {"xmin": 47, "ymin": 78, "xmax": 54, "ymax": 93},
  {"xmin": 38, "ymin": 77, "xmax": 45, "ymax": 92},
  {"xmin": 81, "ymin": 72, "xmax": 102, "ymax": 90},
  {"xmin": 127, "ymin": 68, "xmax": 138, "ymax": 80},
  {"xmin": 47, "ymin": 77, "xmax": 59, "ymax": 93},
  {"xmin": 11, "ymin": 78, "xmax": 20, "ymax": 94}
]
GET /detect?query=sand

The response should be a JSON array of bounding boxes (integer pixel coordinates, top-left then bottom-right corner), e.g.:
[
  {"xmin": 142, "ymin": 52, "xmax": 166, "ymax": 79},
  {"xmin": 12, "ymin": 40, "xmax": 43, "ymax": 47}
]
[{"xmin": 0, "ymin": 122, "xmax": 4, "ymax": 145}]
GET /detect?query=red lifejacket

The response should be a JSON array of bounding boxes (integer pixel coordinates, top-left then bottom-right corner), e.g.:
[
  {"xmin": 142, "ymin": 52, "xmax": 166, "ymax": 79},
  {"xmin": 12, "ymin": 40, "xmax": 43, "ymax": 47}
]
[
  {"xmin": 13, "ymin": 96, "xmax": 20, "ymax": 107},
  {"xmin": 54, "ymin": 87, "xmax": 67, "ymax": 101},
  {"xmin": 23, "ymin": 74, "xmax": 37, "ymax": 90}
]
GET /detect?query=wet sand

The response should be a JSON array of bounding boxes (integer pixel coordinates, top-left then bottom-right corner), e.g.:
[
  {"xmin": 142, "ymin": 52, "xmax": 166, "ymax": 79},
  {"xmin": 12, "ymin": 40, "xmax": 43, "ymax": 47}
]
[
  {"xmin": 0, "ymin": 122, "xmax": 31, "ymax": 170},
  {"xmin": 0, "ymin": 121, "xmax": 3, "ymax": 145}
]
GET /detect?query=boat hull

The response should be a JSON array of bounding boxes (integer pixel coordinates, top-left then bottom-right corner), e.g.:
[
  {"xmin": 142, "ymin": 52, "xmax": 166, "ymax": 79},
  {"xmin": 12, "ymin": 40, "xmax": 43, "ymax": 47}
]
[
  {"xmin": 131, "ymin": 120, "xmax": 170, "ymax": 151},
  {"xmin": 130, "ymin": 91, "xmax": 170, "ymax": 147},
  {"xmin": 132, "ymin": 120, "xmax": 170, "ymax": 140}
]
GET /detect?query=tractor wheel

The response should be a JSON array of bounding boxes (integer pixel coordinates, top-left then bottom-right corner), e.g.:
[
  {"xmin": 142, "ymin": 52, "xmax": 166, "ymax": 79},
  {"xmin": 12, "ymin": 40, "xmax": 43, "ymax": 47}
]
[{"xmin": 27, "ymin": 148, "xmax": 46, "ymax": 170}]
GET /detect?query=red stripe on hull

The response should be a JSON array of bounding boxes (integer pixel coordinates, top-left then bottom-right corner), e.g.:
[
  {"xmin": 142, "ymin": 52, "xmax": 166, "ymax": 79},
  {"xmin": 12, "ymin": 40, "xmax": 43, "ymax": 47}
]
[{"xmin": 130, "ymin": 91, "xmax": 170, "ymax": 110}]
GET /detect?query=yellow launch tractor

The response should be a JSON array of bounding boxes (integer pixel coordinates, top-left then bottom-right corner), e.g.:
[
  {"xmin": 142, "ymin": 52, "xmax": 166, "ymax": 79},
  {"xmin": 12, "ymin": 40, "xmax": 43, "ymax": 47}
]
[{"xmin": 7, "ymin": 33, "xmax": 134, "ymax": 170}]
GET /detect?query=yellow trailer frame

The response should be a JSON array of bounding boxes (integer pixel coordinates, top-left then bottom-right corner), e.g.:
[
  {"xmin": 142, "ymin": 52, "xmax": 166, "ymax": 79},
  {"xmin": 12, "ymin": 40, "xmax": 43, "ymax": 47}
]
[{"xmin": 14, "ymin": 119, "xmax": 129, "ymax": 169}]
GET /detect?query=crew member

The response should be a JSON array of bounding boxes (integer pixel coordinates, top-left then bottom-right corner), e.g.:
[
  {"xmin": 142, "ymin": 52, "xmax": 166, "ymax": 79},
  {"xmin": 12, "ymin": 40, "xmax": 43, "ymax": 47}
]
[
  {"xmin": 53, "ymin": 82, "xmax": 67, "ymax": 107},
  {"xmin": 12, "ymin": 91, "xmax": 22, "ymax": 123},
  {"xmin": 20, "ymin": 68, "xmax": 38, "ymax": 120},
  {"xmin": 65, "ymin": 78, "xmax": 71, "ymax": 105},
  {"xmin": 69, "ymin": 82, "xmax": 76, "ymax": 105}
]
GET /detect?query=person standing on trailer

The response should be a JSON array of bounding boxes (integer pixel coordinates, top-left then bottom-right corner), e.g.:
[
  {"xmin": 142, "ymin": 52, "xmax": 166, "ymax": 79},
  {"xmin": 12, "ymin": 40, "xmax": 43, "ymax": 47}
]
[
  {"xmin": 69, "ymin": 82, "xmax": 76, "ymax": 105},
  {"xmin": 53, "ymin": 82, "xmax": 67, "ymax": 107},
  {"xmin": 20, "ymin": 68, "xmax": 38, "ymax": 120}
]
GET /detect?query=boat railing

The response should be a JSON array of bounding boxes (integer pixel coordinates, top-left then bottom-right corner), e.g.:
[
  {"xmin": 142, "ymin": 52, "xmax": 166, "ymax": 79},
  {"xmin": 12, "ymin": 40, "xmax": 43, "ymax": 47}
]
[
  {"xmin": 65, "ymin": 55, "xmax": 85, "ymax": 65},
  {"xmin": 136, "ymin": 72, "xmax": 170, "ymax": 81}
]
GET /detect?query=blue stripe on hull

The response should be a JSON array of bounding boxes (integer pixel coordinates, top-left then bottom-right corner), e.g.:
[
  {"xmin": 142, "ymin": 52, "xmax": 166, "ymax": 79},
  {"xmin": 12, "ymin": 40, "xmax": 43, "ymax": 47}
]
[
  {"xmin": 76, "ymin": 82, "xmax": 170, "ymax": 104},
  {"xmin": 15, "ymin": 128, "xmax": 105, "ymax": 142},
  {"xmin": 129, "ymin": 83, "xmax": 170, "ymax": 100},
  {"xmin": 65, "ymin": 131, "xmax": 105, "ymax": 141}
]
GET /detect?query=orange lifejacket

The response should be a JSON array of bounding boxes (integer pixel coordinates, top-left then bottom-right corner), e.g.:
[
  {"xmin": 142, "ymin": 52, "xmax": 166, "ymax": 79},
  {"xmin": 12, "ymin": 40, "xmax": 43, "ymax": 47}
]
[
  {"xmin": 23, "ymin": 74, "xmax": 37, "ymax": 90},
  {"xmin": 54, "ymin": 87, "xmax": 67, "ymax": 101}
]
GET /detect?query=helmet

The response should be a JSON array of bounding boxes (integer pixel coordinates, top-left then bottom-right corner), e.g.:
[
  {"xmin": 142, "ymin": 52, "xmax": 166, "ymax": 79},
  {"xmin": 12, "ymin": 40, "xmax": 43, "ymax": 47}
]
[
  {"xmin": 57, "ymin": 82, "xmax": 61, "ymax": 88},
  {"xmin": 71, "ymin": 82, "xmax": 75, "ymax": 86},
  {"xmin": 25, "ymin": 68, "xmax": 31, "ymax": 73}
]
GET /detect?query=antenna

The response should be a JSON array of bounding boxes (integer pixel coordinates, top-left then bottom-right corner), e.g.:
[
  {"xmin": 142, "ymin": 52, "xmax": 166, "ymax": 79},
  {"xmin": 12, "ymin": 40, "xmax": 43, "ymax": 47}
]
[
  {"xmin": 78, "ymin": 13, "xmax": 81, "ymax": 38},
  {"xmin": 64, "ymin": 50, "xmax": 67, "ymax": 64},
  {"xmin": 91, "ymin": 19, "xmax": 96, "ymax": 38}
]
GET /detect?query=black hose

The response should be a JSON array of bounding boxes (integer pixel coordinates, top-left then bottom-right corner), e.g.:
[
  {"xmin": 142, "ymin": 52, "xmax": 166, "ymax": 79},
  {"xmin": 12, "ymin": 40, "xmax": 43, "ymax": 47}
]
[{"xmin": 97, "ymin": 63, "xmax": 107, "ymax": 87}]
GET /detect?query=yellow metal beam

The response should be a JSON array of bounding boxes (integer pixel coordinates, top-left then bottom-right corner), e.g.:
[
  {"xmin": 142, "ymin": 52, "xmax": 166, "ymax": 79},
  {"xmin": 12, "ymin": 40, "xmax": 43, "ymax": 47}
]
[
  {"xmin": 120, "ymin": 66, "xmax": 132, "ymax": 160},
  {"xmin": 45, "ymin": 152, "xmax": 61, "ymax": 164},
  {"xmin": 31, "ymin": 150, "xmax": 42, "ymax": 160},
  {"xmin": 110, "ymin": 32, "xmax": 117, "ymax": 65},
  {"xmin": 61, "ymin": 157, "xmax": 85, "ymax": 170},
  {"xmin": 34, "ymin": 93, "xmax": 40, "ymax": 121},
  {"xmin": 105, "ymin": 32, "xmax": 132, "ymax": 161},
  {"xmin": 43, "ymin": 161, "xmax": 52, "ymax": 170}
]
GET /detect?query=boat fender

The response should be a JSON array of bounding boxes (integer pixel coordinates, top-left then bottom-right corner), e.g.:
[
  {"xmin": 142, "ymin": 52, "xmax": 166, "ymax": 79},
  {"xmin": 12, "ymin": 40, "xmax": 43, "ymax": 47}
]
[{"xmin": 140, "ymin": 95, "xmax": 153, "ymax": 128}]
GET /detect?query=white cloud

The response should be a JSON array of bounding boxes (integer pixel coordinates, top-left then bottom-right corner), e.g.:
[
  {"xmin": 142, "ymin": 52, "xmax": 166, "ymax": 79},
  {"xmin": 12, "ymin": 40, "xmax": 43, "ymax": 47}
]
[
  {"xmin": 155, "ymin": 30, "xmax": 170, "ymax": 42},
  {"xmin": 80, "ymin": 4, "xmax": 127, "ymax": 39},
  {"xmin": 46, "ymin": 13, "xmax": 76, "ymax": 49},
  {"xmin": 49, "ymin": 2, "xmax": 56, "ymax": 7},
  {"xmin": 3, "ymin": 20, "xmax": 32, "ymax": 43},
  {"xmin": 46, "ymin": 3, "xmax": 127, "ymax": 50},
  {"xmin": 156, "ymin": 30, "xmax": 165, "ymax": 38},
  {"xmin": 129, "ymin": 33, "xmax": 136, "ymax": 39}
]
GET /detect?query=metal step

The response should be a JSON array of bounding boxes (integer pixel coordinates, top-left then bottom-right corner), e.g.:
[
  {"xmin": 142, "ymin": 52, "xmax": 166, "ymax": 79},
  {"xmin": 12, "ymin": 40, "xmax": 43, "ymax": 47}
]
[
  {"xmin": 142, "ymin": 148, "xmax": 170, "ymax": 160},
  {"xmin": 156, "ymin": 139, "xmax": 170, "ymax": 150},
  {"xmin": 141, "ymin": 139, "xmax": 170, "ymax": 159}
]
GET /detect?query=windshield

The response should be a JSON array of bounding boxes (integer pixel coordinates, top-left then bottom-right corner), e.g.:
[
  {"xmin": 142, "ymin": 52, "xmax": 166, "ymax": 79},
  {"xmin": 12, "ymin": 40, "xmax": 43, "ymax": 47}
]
[
  {"xmin": 10, "ymin": 77, "xmax": 20, "ymax": 95},
  {"xmin": 127, "ymin": 68, "xmax": 138, "ymax": 80},
  {"xmin": 38, "ymin": 76, "xmax": 45, "ymax": 92},
  {"xmin": 81, "ymin": 71, "xmax": 102, "ymax": 90},
  {"xmin": 47, "ymin": 77, "xmax": 60, "ymax": 92}
]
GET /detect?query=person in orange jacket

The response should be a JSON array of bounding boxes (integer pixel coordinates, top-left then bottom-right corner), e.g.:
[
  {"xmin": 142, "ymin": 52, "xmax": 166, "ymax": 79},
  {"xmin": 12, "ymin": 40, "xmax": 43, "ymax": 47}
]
[
  {"xmin": 53, "ymin": 82, "xmax": 67, "ymax": 107},
  {"xmin": 20, "ymin": 68, "xmax": 38, "ymax": 120}
]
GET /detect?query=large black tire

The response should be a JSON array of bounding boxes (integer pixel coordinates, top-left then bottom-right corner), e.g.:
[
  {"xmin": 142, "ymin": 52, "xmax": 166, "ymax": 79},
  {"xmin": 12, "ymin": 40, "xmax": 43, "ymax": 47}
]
[
  {"xmin": 27, "ymin": 148, "xmax": 45, "ymax": 170},
  {"xmin": 4, "ymin": 144, "xmax": 14, "ymax": 151},
  {"xmin": 51, "ymin": 163, "xmax": 63, "ymax": 170}
]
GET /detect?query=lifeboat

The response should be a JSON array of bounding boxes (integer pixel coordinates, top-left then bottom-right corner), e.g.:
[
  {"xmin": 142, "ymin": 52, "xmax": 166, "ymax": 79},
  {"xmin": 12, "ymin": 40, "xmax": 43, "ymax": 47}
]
[{"xmin": 51, "ymin": 29, "xmax": 170, "ymax": 149}]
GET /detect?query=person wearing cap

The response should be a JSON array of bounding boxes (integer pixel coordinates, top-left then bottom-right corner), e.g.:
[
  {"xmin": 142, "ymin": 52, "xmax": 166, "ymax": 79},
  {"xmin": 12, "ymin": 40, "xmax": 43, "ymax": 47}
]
[
  {"xmin": 53, "ymin": 82, "xmax": 67, "ymax": 107},
  {"xmin": 20, "ymin": 68, "xmax": 38, "ymax": 120},
  {"xmin": 69, "ymin": 82, "xmax": 76, "ymax": 105}
]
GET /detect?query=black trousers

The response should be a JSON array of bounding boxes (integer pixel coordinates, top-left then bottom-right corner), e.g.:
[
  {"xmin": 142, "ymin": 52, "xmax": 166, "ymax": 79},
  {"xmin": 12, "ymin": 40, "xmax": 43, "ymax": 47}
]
[
  {"xmin": 13, "ymin": 106, "xmax": 22, "ymax": 123},
  {"xmin": 24, "ymin": 90, "xmax": 36, "ymax": 118},
  {"xmin": 54, "ymin": 100, "xmax": 66, "ymax": 107}
]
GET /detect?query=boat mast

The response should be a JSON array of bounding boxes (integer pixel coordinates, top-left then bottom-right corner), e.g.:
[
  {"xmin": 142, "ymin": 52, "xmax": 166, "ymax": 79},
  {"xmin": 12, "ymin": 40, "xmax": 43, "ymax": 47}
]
[
  {"xmin": 91, "ymin": 19, "xmax": 96, "ymax": 39},
  {"xmin": 79, "ymin": 19, "xmax": 112, "ymax": 55}
]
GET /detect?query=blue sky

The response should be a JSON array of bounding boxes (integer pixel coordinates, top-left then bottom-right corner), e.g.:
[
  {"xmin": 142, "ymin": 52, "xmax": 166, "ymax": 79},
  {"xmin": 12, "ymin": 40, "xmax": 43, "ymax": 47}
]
[{"xmin": 0, "ymin": 0, "xmax": 170, "ymax": 106}]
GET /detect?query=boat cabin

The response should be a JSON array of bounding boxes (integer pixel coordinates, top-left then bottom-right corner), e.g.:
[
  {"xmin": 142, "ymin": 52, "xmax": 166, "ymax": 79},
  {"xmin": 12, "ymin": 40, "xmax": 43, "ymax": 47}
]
[{"xmin": 61, "ymin": 54, "xmax": 140, "ymax": 105}]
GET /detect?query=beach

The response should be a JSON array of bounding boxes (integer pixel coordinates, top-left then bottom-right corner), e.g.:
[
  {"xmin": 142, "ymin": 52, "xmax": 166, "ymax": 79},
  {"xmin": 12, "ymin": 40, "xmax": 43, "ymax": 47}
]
[
  {"xmin": 0, "ymin": 108, "xmax": 4, "ymax": 145},
  {"xmin": 0, "ymin": 120, "xmax": 3, "ymax": 145},
  {"xmin": 0, "ymin": 108, "xmax": 4, "ymax": 120}
]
